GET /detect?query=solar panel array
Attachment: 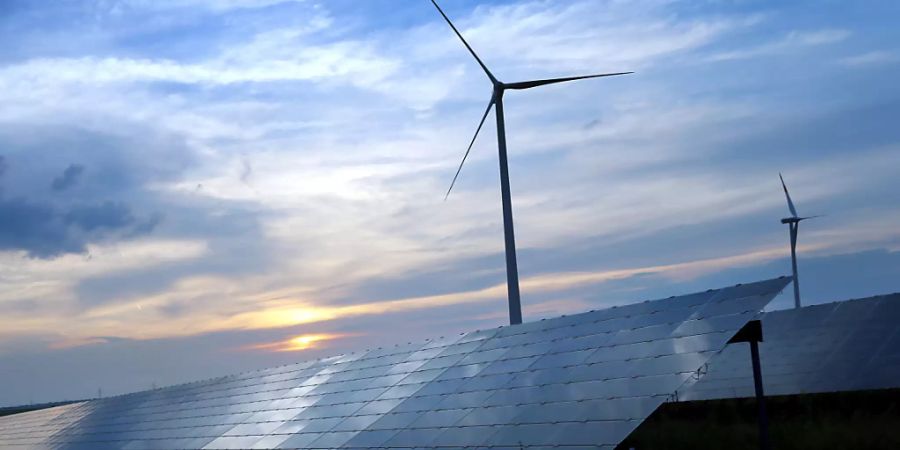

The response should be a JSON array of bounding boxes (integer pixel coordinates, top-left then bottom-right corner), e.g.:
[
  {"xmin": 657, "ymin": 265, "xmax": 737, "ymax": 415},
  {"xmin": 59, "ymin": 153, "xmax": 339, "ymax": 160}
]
[
  {"xmin": 0, "ymin": 277, "xmax": 789, "ymax": 449},
  {"xmin": 683, "ymin": 292, "xmax": 900, "ymax": 401}
]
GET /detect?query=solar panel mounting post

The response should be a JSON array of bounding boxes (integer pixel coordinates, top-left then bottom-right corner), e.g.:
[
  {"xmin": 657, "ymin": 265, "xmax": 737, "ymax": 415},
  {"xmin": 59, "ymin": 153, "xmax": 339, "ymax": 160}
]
[{"xmin": 728, "ymin": 320, "xmax": 771, "ymax": 450}]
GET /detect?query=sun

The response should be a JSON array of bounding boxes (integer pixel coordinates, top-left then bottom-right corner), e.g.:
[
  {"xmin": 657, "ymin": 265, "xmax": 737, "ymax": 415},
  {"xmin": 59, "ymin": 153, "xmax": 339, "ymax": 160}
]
[
  {"xmin": 282, "ymin": 334, "xmax": 330, "ymax": 351},
  {"xmin": 242, "ymin": 333, "xmax": 343, "ymax": 352}
]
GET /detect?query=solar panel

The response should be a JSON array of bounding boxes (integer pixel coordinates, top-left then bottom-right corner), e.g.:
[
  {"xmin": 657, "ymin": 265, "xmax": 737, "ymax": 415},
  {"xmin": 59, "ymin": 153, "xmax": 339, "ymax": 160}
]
[
  {"xmin": 682, "ymin": 292, "xmax": 900, "ymax": 401},
  {"xmin": 0, "ymin": 277, "xmax": 789, "ymax": 449}
]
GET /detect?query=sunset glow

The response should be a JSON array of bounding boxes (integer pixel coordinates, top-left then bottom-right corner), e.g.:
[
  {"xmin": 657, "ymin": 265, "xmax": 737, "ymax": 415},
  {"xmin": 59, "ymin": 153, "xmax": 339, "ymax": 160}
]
[{"xmin": 243, "ymin": 333, "xmax": 343, "ymax": 353}]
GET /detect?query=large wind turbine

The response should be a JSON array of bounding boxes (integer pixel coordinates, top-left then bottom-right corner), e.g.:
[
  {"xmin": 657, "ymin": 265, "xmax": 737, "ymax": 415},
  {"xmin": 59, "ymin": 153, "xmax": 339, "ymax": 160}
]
[
  {"xmin": 431, "ymin": 0, "xmax": 632, "ymax": 325},
  {"xmin": 779, "ymin": 173, "xmax": 819, "ymax": 309}
]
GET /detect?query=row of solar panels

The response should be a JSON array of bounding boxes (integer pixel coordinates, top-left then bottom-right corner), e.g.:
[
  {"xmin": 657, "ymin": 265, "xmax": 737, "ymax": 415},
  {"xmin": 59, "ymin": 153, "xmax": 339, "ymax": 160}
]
[
  {"xmin": 1, "ymin": 280, "xmax": 897, "ymax": 449},
  {"xmin": 682, "ymin": 291, "xmax": 900, "ymax": 401},
  {"xmin": 0, "ymin": 278, "xmax": 789, "ymax": 449}
]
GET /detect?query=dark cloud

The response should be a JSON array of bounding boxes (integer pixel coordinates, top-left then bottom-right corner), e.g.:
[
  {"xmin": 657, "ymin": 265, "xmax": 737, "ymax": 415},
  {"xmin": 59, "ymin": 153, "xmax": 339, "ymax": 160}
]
[
  {"xmin": 129, "ymin": 212, "xmax": 164, "ymax": 237},
  {"xmin": 0, "ymin": 125, "xmax": 208, "ymax": 259},
  {"xmin": 0, "ymin": 197, "xmax": 156, "ymax": 259},
  {"xmin": 0, "ymin": 197, "xmax": 79, "ymax": 257},
  {"xmin": 64, "ymin": 201, "xmax": 134, "ymax": 231},
  {"xmin": 0, "ymin": 124, "xmax": 196, "ymax": 200},
  {"xmin": 0, "ymin": 124, "xmax": 272, "ymax": 309},
  {"xmin": 51, "ymin": 164, "xmax": 85, "ymax": 191}
]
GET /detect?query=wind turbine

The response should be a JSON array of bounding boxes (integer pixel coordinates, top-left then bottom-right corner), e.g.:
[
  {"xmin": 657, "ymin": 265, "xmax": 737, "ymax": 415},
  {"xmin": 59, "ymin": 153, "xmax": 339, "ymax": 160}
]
[
  {"xmin": 779, "ymin": 173, "xmax": 819, "ymax": 309},
  {"xmin": 431, "ymin": 0, "xmax": 632, "ymax": 325}
]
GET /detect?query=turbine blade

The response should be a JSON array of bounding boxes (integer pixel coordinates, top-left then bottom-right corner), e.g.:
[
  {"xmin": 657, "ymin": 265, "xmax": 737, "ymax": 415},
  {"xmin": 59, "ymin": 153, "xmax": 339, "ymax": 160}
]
[
  {"xmin": 505, "ymin": 72, "xmax": 633, "ymax": 90},
  {"xmin": 779, "ymin": 173, "xmax": 798, "ymax": 217},
  {"xmin": 445, "ymin": 99, "xmax": 495, "ymax": 200},
  {"xmin": 430, "ymin": 0, "xmax": 496, "ymax": 83},
  {"xmin": 799, "ymin": 214, "xmax": 824, "ymax": 221}
]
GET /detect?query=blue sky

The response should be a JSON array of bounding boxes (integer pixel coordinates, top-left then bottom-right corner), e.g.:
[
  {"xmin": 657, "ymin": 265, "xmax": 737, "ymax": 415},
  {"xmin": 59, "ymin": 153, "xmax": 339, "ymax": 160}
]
[{"xmin": 0, "ymin": 0, "xmax": 898, "ymax": 406}]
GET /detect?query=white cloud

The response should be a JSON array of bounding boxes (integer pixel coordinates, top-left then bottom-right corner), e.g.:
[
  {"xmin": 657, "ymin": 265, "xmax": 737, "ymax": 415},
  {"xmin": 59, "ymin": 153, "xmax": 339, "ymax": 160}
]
[
  {"xmin": 839, "ymin": 50, "xmax": 898, "ymax": 67},
  {"xmin": 708, "ymin": 28, "xmax": 850, "ymax": 61},
  {"xmin": 111, "ymin": 0, "xmax": 306, "ymax": 12},
  {"xmin": 421, "ymin": 0, "xmax": 758, "ymax": 78},
  {"xmin": 792, "ymin": 29, "xmax": 851, "ymax": 45},
  {"xmin": 1, "ymin": 45, "xmax": 397, "ymax": 88}
]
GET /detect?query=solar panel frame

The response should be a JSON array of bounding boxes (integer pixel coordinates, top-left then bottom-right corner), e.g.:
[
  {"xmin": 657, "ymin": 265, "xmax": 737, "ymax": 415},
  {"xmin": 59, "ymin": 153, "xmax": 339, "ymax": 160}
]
[{"xmin": 683, "ymin": 292, "xmax": 900, "ymax": 401}]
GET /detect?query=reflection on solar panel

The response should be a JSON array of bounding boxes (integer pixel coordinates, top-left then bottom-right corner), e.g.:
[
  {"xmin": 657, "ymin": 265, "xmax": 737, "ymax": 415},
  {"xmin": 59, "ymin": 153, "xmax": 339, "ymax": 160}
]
[
  {"xmin": 0, "ymin": 277, "xmax": 788, "ymax": 449},
  {"xmin": 683, "ymin": 293, "xmax": 900, "ymax": 401}
]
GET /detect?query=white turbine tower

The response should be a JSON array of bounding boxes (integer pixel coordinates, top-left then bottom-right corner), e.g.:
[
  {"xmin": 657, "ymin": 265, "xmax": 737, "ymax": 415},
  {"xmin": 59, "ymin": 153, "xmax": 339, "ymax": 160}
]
[
  {"xmin": 779, "ymin": 173, "xmax": 820, "ymax": 309},
  {"xmin": 431, "ymin": 0, "xmax": 632, "ymax": 325}
]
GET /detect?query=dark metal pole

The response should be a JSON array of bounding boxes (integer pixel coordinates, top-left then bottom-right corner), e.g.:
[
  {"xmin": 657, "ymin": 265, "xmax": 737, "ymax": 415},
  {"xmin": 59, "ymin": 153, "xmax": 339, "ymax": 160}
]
[
  {"xmin": 789, "ymin": 222, "xmax": 800, "ymax": 309},
  {"xmin": 494, "ymin": 89, "xmax": 522, "ymax": 325},
  {"xmin": 749, "ymin": 339, "xmax": 772, "ymax": 450}
]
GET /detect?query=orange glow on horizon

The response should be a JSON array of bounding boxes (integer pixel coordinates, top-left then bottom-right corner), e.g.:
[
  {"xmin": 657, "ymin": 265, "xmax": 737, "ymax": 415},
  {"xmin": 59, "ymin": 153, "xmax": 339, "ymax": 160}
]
[
  {"xmin": 242, "ymin": 333, "xmax": 343, "ymax": 352},
  {"xmin": 26, "ymin": 240, "xmax": 834, "ymax": 350}
]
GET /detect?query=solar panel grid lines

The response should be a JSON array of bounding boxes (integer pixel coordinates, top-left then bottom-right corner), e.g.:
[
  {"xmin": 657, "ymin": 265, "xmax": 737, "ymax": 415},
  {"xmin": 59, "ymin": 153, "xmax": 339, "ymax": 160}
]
[
  {"xmin": 63, "ymin": 324, "xmax": 632, "ymax": 418},
  {"xmin": 0, "ymin": 277, "xmax": 791, "ymax": 449},
  {"xmin": 683, "ymin": 292, "xmax": 900, "ymax": 401},
  {"xmin": 8, "ymin": 310, "xmax": 768, "ymax": 442},
  {"xmin": 0, "ymin": 403, "xmax": 90, "ymax": 448}
]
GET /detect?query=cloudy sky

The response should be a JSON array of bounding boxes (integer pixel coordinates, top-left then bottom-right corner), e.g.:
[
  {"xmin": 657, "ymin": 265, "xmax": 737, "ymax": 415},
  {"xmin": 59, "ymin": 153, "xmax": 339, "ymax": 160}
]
[{"xmin": 0, "ymin": 0, "xmax": 898, "ymax": 406}]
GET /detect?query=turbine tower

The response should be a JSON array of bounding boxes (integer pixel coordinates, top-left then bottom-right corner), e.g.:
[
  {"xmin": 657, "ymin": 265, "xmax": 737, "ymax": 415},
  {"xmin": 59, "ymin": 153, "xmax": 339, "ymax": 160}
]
[
  {"xmin": 779, "ymin": 173, "xmax": 819, "ymax": 309},
  {"xmin": 431, "ymin": 0, "xmax": 631, "ymax": 325}
]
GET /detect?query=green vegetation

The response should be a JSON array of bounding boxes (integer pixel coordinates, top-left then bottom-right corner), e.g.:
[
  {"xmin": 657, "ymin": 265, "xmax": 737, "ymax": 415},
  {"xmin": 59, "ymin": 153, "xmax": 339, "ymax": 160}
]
[{"xmin": 617, "ymin": 389, "xmax": 900, "ymax": 450}]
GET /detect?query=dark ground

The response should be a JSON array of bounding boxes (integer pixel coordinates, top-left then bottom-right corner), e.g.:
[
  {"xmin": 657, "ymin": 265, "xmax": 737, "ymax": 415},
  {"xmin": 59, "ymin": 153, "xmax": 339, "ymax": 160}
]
[{"xmin": 617, "ymin": 389, "xmax": 900, "ymax": 450}]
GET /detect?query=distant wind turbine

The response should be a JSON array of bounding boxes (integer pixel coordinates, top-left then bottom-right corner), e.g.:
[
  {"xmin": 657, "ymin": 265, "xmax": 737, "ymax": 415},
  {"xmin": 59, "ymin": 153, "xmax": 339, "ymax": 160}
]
[
  {"xmin": 779, "ymin": 173, "xmax": 820, "ymax": 309},
  {"xmin": 431, "ymin": 0, "xmax": 632, "ymax": 325}
]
